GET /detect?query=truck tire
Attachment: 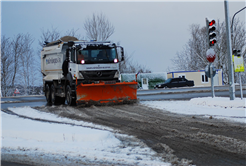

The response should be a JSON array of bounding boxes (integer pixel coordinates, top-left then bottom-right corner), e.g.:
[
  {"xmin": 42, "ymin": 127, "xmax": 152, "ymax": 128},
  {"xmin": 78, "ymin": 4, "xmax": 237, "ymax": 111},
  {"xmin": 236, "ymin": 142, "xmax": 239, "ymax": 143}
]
[
  {"xmin": 66, "ymin": 85, "xmax": 76, "ymax": 106},
  {"xmin": 45, "ymin": 84, "xmax": 51, "ymax": 104},
  {"xmin": 51, "ymin": 84, "xmax": 59, "ymax": 105}
]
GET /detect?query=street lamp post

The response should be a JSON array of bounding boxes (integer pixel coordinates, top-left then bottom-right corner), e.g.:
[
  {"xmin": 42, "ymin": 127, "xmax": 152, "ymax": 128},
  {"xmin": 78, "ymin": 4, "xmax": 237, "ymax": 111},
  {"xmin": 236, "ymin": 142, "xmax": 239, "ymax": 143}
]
[
  {"xmin": 231, "ymin": 6, "xmax": 246, "ymax": 40},
  {"xmin": 231, "ymin": 6, "xmax": 246, "ymax": 100}
]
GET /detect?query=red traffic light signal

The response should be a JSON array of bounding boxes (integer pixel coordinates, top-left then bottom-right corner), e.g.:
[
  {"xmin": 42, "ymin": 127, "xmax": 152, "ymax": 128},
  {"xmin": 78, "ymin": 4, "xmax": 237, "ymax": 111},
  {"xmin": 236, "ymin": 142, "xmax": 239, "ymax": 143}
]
[
  {"xmin": 206, "ymin": 18, "xmax": 217, "ymax": 47},
  {"xmin": 209, "ymin": 20, "xmax": 215, "ymax": 26},
  {"xmin": 210, "ymin": 39, "xmax": 216, "ymax": 46}
]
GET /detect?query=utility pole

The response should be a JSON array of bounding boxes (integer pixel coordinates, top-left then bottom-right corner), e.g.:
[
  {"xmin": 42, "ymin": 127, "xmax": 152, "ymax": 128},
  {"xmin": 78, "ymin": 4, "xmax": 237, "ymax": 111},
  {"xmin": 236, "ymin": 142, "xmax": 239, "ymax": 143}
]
[{"xmin": 224, "ymin": 0, "xmax": 235, "ymax": 100}]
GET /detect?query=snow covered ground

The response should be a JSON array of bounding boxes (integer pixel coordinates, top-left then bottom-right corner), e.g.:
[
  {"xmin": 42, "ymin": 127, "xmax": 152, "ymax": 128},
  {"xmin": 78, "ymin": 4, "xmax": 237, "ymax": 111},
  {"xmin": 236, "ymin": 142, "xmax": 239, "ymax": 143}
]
[
  {"xmin": 1, "ymin": 97, "xmax": 245, "ymax": 165},
  {"xmin": 1, "ymin": 106, "xmax": 169, "ymax": 165},
  {"xmin": 142, "ymin": 97, "xmax": 246, "ymax": 123}
]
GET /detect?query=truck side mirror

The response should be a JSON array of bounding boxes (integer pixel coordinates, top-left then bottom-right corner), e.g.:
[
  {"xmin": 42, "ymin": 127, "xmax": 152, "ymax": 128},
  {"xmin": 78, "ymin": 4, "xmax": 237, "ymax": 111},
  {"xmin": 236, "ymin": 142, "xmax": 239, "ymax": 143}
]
[
  {"xmin": 76, "ymin": 44, "xmax": 82, "ymax": 50},
  {"xmin": 121, "ymin": 47, "xmax": 124, "ymax": 61},
  {"xmin": 117, "ymin": 46, "xmax": 124, "ymax": 61}
]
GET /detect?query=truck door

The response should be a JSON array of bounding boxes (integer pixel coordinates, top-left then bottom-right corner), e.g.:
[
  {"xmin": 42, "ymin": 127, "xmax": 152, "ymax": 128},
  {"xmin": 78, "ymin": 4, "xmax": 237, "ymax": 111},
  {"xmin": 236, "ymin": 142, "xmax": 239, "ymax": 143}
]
[{"xmin": 68, "ymin": 49, "xmax": 77, "ymax": 77}]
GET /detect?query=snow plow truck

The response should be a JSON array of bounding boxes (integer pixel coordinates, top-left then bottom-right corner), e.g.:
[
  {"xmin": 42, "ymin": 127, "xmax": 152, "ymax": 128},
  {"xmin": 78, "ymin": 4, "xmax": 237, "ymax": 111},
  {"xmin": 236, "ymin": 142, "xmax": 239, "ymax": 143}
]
[{"xmin": 41, "ymin": 36, "xmax": 138, "ymax": 106}]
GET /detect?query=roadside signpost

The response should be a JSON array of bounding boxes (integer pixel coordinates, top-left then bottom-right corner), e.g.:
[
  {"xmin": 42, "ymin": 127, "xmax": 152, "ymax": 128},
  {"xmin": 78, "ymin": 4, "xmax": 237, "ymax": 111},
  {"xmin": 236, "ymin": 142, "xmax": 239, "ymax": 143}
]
[
  {"xmin": 206, "ymin": 48, "xmax": 216, "ymax": 98},
  {"xmin": 232, "ymin": 50, "xmax": 244, "ymax": 99},
  {"xmin": 205, "ymin": 64, "xmax": 216, "ymax": 78},
  {"xmin": 13, "ymin": 88, "xmax": 20, "ymax": 96},
  {"xmin": 206, "ymin": 48, "xmax": 216, "ymax": 63},
  {"xmin": 232, "ymin": 50, "xmax": 244, "ymax": 72}
]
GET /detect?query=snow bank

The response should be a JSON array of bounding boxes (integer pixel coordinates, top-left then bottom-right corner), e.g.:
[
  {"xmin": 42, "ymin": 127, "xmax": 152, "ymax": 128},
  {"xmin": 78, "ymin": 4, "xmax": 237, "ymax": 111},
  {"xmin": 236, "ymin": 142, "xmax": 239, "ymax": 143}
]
[
  {"xmin": 190, "ymin": 97, "xmax": 245, "ymax": 108},
  {"xmin": 141, "ymin": 97, "xmax": 246, "ymax": 123}
]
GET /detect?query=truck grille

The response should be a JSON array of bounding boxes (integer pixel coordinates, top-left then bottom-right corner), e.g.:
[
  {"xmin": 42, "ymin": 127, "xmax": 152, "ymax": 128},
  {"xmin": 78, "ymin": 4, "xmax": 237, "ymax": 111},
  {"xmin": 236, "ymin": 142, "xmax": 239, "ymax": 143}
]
[{"xmin": 81, "ymin": 70, "xmax": 117, "ymax": 80}]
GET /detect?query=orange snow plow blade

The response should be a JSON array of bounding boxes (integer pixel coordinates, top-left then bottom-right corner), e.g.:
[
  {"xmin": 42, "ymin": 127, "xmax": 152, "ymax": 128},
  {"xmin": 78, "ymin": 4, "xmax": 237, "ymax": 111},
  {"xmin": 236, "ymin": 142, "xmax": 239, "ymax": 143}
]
[{"xmin": 76, "ymin": 81, "xmax": 138, "ymax": 106}]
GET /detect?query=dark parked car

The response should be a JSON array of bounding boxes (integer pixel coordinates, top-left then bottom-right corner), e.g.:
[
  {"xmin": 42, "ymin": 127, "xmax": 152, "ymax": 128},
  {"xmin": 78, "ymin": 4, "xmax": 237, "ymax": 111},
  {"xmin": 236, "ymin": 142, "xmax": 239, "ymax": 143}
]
[{"xmin": 154, "ymin": 77, "xmax": 194, "ymax": 89}]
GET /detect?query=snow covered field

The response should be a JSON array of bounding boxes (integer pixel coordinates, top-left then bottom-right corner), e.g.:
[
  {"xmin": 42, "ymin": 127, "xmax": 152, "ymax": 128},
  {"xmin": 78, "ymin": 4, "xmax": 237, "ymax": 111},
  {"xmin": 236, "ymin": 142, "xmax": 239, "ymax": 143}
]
[{"xmin": 1, "ymin": 97, "xmax": 245, "ymax": 165}]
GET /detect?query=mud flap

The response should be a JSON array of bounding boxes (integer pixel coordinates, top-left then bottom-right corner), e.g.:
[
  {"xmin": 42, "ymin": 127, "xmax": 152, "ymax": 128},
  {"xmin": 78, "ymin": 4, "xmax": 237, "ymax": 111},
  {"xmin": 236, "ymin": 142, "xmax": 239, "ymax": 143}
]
[{"xmin": 76, "ymin": 81, "xmax": 138, "ymax": 106}]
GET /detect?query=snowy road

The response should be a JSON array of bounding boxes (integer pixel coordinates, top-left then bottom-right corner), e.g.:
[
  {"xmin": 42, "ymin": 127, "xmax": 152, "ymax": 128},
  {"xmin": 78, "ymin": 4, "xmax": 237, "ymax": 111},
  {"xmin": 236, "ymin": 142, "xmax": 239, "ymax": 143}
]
[{"xmin": 2, "ymin": 97, "xmax": 245, "ymax": 166}]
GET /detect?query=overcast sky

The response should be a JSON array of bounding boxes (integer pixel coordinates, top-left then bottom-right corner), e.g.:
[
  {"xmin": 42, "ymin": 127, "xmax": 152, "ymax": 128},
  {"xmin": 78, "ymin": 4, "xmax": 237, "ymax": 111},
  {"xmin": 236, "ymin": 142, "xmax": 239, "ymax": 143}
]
[{"xmin": 1, "ymin": 0, "xmax": 246, "ymax": 73}]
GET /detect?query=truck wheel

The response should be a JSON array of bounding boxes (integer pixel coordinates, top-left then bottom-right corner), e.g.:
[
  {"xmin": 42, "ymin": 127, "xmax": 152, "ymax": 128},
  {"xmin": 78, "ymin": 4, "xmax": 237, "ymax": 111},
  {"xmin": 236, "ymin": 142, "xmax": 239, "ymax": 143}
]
[
  {"xmin": 51, "ymin": 84, "xmax": 59, "ymax": 105},
  {"xmin": 45, "ymin": 84, "xmax": 51, "ymax": 104},
  {"xmin": 66, "ymin": 85, "xmax": 76, "ymax": 106}
]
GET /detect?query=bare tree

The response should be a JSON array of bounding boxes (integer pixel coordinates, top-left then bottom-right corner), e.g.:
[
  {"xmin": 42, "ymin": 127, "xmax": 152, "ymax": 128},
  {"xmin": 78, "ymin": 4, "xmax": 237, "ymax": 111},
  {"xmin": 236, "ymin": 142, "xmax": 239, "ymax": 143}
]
[
  {"xmin": 172, "ymin": 18, "xmax": 246, "ymax": 84},
  {"xmin": 38, "ymin": 26, "xmax": 61, "ymax": 48},
  {"xmin": 64, "ymin": 28, "xmax": 83, "ymax": 40},
  {"xmin": 11, "ymin": 34, "xmax": 25, "ymax": 87},
  {"xmin": 84, "ymin": 12, "xmax": 115, "ymax": 41},
  {"xmin": 39, "ymin": 26, "xmax": 85, "ymax": 48},
  {"xmin": 1, "ymin": 35, "xmax": 13, "ymax": 97},
  {"xmin": 119, "ymin": 52, "xmax": 151, "ymax": 74},
  {"xmin": 18, "ymin": 34, "xmax": 35, "ymax": 95}
]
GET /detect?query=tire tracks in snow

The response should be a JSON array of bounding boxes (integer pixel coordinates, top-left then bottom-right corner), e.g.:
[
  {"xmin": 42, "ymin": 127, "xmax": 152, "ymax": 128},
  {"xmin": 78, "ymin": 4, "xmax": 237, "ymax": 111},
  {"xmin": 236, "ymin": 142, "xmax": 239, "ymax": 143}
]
[{"xmin": 21, "ymin": 104, "xmax": 246, "ymax": 166}]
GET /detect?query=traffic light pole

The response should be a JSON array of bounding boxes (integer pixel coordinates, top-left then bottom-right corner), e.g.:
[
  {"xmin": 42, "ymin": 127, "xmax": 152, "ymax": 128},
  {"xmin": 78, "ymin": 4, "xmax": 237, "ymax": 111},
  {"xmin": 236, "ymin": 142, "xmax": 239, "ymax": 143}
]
[
  {"xmin": 224, "ymin": 0, "xmax": 235, "ymax": 100},
  {"xmin": 210, "ymin": 63, "xmax": 215, "ymax": 98}
]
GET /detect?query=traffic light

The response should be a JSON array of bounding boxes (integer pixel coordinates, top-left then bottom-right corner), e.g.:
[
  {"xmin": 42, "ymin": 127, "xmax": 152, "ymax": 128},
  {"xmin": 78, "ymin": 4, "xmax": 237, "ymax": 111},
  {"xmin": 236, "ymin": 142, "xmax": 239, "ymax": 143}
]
[
  {"xmin": 233, "ymin": 49, "xmax": 241, "ymax": 57},
  {"xmin": 206, "ymin": 18, "xmax": 217, "ymax": 47}
]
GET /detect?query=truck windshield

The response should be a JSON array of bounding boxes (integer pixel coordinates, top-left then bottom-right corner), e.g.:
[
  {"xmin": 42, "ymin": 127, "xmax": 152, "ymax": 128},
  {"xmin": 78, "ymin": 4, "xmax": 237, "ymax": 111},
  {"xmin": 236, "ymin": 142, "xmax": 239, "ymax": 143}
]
[{"xmin": 77, "ymin": 48, "xmax": 117, "ymax": 64}]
